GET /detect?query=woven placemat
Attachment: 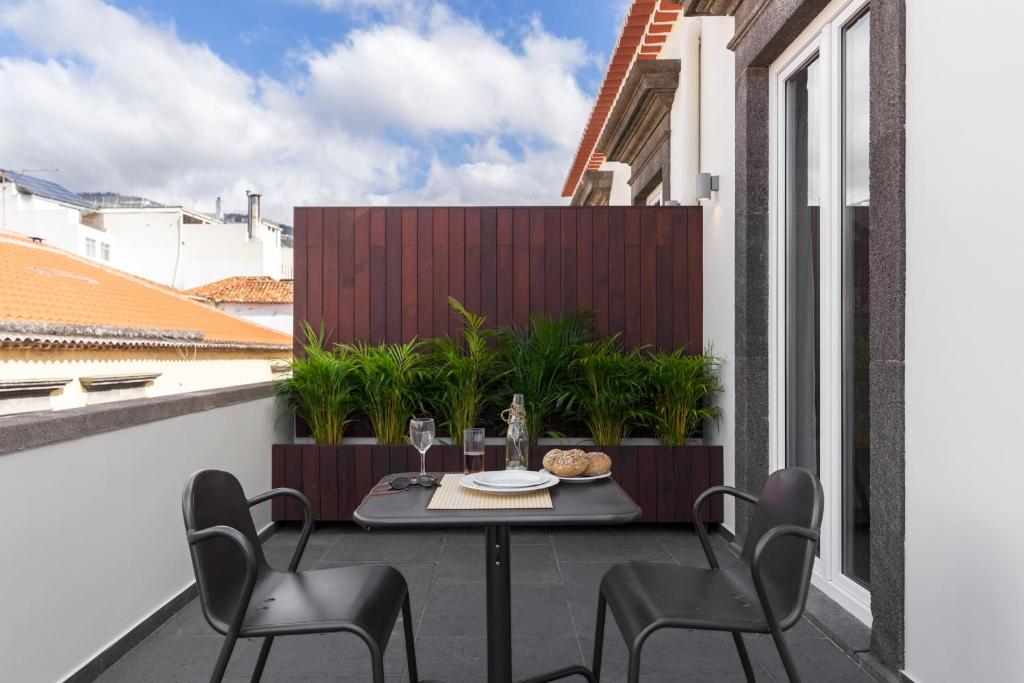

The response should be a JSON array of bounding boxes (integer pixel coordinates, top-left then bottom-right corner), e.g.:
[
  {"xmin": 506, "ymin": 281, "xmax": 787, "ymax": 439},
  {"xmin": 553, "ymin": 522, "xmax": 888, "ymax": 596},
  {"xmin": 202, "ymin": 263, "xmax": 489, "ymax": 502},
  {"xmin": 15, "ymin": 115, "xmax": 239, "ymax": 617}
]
[{"xmin": 428, "ymin": 473, "xmax": 554, "ymax": 510}]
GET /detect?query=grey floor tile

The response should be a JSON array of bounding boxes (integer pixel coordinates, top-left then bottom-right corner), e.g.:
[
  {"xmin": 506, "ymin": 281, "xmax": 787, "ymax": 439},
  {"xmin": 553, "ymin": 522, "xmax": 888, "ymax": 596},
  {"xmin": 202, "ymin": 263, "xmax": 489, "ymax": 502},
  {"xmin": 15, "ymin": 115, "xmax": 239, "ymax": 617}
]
[
  {"xmin": 435, "ymin": 542, "xmax": 560, "ymax": 584},
  {"xmin": 408, "ymin": 636, "xmax": 486, "ymax": 683},
  {"xmin": 95, "ymin": 636, "xmax": 258, "ymax": 682},
  {"xmin": 748, "ymin": 635, "xmax": 874, "ymax": 682},
  {"xmin": 443, "ymin": 526, "xmax": 552, "ymax": 545},
  {"xmin": 266, "ymin": 523, "xmax": 348, "ymax": 548},
  {"xmin": 260, "ymin": 631, "xmax": 408, "ymax": 676},
  {"xmin": 262, "ymin": 543, "xmax": 328, "ymax": 572},
  {"xmin": 418, "ymin": 582, "xmax": 574, "ymax": 637},
  {"xmin": 552, "ymin": 527, "xmax": 673, "ymax": 563},
  {"xmin": 322, "ymin": 528, "xmax": 446, "ymax": 562},
  {"xmin": 805, "ymin": 585, "xmax": 873, "ymax": 652}
]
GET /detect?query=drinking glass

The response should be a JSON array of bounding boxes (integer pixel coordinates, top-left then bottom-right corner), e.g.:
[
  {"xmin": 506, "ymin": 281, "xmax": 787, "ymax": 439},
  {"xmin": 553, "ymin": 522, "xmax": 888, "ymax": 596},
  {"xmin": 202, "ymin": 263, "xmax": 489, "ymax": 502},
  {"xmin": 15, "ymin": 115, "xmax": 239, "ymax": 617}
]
[
  {"xmin": 462, "ymin": 428, "xmax": 485, "ymax": 474},
  {"xmin": 409, "ymin": 418, "xmax": 435, "ymax": 477}
]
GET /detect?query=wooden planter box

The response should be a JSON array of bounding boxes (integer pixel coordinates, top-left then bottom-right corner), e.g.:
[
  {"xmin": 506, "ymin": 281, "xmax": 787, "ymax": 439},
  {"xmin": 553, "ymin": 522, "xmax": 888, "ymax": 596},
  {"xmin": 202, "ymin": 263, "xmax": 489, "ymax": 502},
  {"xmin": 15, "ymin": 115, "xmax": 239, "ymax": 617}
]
[{"xmin": 271, "ymin": 444, "xmax": 723, "ymax": 524}]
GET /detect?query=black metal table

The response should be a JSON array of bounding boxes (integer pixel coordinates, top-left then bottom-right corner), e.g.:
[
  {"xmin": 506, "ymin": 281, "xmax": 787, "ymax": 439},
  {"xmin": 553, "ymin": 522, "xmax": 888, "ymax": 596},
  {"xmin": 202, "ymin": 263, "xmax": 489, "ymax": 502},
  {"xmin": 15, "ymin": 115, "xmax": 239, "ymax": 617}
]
[{"xmin": 353, "ymin": 472, "xmax": 641, "ymax": 683}]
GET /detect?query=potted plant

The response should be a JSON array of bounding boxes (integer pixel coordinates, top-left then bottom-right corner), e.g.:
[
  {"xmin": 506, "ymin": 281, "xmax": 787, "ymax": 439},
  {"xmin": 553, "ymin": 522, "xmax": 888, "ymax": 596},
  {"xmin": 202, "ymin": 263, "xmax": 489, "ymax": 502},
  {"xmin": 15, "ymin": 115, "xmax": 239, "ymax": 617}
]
[
  {"xmin": 643, "ymin": 347, "xmax": 723, "ymax": 445},
  {"xmin": 559, "ymin": 336, "xmax": 648, "ymax": 446},
  {"xmin": 345, "ymin": 339, "xmax": 426, "ymax": 445},
  {"xmin": 496, "ymin": 311, "xmax": 594, "ymax": 448},
  {"xmin": 276, "ymin": 323, "xmax": 359, "ymax": 445},
  {"xmin": 426, "ymin": 298, "xmax": 501, "ymax": 445}
]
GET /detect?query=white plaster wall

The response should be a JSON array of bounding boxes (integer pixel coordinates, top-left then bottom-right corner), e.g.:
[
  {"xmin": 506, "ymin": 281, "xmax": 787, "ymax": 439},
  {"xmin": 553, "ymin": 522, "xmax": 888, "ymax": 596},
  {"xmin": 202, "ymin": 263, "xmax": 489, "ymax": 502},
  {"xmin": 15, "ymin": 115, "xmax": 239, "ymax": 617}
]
[
  {"xmin": 695, "ymin": 17, "xmax": 737, "ymax": 532},
  {"xmin": 99, "ymin": 209, "xmax": 183, "ymax": 286},
  {"xmin": 0, "ymin": 183, "xmax": 105, "ymax": 257},
  {"xmin": 602, "ymin": 161, "xmax": 633, "ymax": 206},
  {"xmin": 179, "ymin": 222, "xmax": 269, "ymax": 289},
  {"xmin": 903, "ymin": 1, "xmax": 1024, "ymax": 681},
  {"xmin": 0, "ymin": 391, "xmax": 291, "ymax": 683},
  {"xmin": 217, "ymin": 302, "xmax": 294, "ymax": 335},
  {"xmin": 664, "ymin": 17, "xmax": 702, "ymax": 205},
  {"xmin": 0, "ymin": 351, "xmax": 286, "ymax": 413}
]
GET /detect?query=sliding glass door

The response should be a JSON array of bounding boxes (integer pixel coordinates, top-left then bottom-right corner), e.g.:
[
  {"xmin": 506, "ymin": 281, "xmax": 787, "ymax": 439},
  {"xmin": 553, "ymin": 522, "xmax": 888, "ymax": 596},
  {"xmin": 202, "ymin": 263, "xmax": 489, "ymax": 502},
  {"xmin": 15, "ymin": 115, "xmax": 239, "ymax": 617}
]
[{"xmin": 770, "ymin": 0, "xmax": 871, "ymax": 622}]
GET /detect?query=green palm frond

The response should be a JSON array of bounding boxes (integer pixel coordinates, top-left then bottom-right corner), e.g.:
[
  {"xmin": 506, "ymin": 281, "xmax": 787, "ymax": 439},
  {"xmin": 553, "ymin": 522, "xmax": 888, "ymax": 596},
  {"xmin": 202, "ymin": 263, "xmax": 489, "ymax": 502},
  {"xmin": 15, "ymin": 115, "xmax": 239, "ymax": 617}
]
[
  {"xmin": 343, "ymin": 338, "xmax": 426, "ymax": 445},
  {"xmin": 643, "ymin": 346, "xmax": 723, "ymax": 446}
]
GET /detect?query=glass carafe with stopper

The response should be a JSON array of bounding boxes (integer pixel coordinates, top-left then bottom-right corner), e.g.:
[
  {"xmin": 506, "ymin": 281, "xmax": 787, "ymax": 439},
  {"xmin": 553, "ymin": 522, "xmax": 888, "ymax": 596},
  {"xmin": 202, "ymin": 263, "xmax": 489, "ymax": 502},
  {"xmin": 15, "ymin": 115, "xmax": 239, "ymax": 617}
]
[{"xmin": 502, "ymin": 394, "xmax": 529, "ymax": 470}]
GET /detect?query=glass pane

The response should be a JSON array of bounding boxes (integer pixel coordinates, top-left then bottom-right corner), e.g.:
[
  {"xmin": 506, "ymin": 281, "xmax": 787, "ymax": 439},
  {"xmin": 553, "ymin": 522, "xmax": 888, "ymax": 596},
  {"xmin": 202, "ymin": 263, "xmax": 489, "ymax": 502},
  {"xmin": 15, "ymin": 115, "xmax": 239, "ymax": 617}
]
[
  {"xmin": 842, "ymin": 9, "xmax": 871, "ymax": 587},
  {"xmin": 785, "ymin": 56, "xmax": 821, "ymax": 478}
]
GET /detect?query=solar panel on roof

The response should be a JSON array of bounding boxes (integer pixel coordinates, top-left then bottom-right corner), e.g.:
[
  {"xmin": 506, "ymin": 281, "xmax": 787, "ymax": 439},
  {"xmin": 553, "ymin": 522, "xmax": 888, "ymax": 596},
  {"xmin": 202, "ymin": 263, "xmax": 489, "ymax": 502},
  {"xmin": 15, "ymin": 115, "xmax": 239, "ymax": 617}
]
[{"xmin": 0, "ymin": 169, "xmax": 92, "ymax": 209}]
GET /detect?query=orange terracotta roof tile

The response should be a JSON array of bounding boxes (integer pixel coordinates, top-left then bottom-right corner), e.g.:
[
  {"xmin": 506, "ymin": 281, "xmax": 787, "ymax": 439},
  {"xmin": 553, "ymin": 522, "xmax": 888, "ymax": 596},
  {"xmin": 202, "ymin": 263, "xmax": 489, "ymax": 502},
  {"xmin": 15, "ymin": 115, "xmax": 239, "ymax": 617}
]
[
  {"xmin": 187, "ymin": 276, "xmax": 293, "ymax": 304},
  {"xmin": 0, "ymin": 232, "xmax": 291, "ymax": 350}
]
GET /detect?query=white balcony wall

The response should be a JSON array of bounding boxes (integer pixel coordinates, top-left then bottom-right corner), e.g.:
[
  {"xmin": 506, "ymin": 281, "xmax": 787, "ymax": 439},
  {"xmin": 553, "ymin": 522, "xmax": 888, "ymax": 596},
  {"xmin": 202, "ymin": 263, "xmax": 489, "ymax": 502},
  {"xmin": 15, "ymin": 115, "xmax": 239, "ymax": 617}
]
[
  {"xmin": 904, "ymin": 0, "xmax": 1024, "ymax": 681},
  {"xmin": 0, "ymin": 389, "xmax": 291, "ymax": 683},
  {"xmin": 0, "ymin": 183, "xmax": 107, "ymax": 258}
]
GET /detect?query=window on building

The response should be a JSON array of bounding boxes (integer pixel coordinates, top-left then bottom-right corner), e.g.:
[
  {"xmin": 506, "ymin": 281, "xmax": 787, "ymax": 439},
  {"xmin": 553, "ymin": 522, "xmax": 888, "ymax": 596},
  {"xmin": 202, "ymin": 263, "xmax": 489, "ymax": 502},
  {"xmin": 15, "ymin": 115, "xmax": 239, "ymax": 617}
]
[
  {"xmin": 84, "ymin": 237, "xmax": 96, "ymax": 258},
  {"xmin": 100, "ymin": 242, "xmax": 111, "ymax": 261}
]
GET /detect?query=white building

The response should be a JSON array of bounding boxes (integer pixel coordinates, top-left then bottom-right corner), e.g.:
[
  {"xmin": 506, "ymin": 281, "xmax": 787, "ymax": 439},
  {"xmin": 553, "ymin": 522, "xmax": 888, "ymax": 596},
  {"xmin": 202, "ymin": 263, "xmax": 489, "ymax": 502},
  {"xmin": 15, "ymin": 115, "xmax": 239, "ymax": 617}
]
[
  {"xmin": 564, "ymin": 0, "xmax": 1024, "ymax": 681},
  {"xmin": 186, "ymin": 275, "xmax": 294, "ymax": 335},
  {"xmin": 0, "ymin": 170, "xmax": 111, "ymax": 261}
]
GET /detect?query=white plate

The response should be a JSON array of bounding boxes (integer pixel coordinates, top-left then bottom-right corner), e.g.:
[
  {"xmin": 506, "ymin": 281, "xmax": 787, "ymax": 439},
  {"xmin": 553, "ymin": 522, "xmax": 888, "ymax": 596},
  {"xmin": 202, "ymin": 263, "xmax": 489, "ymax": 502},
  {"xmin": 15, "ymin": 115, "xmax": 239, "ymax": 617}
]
[
  {"xmin": 459, "ymin": 472, "xmax": 558, "ymax": 495},
  {"xmin": 471, "ymin": 470, "xmax": 551, "ymax": 488},
  {"xmin": 540, "ymin": 468, "xmax": 612, "ymax": 483}
]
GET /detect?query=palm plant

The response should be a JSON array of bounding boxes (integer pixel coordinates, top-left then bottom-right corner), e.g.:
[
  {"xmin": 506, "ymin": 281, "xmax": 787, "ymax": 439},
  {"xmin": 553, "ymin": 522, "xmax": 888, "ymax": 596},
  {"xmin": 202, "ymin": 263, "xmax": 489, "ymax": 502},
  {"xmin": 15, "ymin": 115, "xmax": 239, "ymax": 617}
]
[
  {"xmin": 276, "ymin": 322, "xmax": 359, "ymax": 445},
  {"xmin": 427, "ymin": 298, "xmax": 501, "ymax": 445},
  {"xmin": 560, "ymin": 336, "xmax": 648, "ymax": 446},
  {"xmin": 643, "ymin": 347, "xmax": 723, "ymax": 446},
  {"xmin": 496, "ymin": 310, "xmax": 595, "ymax": 447},
  {"xmin": 345, "ymin": 339, "xmax": 426, "ymax": 445}
]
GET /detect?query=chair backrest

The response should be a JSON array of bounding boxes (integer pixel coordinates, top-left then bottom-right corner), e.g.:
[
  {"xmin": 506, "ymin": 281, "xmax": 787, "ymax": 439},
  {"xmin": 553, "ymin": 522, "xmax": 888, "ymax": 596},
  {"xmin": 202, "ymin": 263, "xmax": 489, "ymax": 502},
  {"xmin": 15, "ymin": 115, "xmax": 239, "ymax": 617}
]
[
  {"xmin": 738, "ymin": 467, "xmax": 823, "ymax": 624},
  {"xmin": 182, "ymin": 469, "xmax": 267, "ymax": 632}
]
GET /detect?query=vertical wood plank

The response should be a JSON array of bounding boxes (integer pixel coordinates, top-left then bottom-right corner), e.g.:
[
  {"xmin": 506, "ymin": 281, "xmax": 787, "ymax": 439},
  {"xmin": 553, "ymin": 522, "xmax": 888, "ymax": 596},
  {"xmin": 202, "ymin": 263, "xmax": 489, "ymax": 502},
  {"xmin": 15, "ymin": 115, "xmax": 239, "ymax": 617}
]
[
  {"xmin": 369, "ymin": 208, "xmax": 387, "ymax": 344},
  {"xmin": 709, "ymin": 446, "xmax": 724, "ymax": 522},
  {"xmin": 496, "ymin": 208, "xmax": 514, "ymax": 327},
  {"xmin": 675, "ymin": 446, "xmax": 694, "ymax": 523},
  {"xmin": 385, "ymin": 208, "xmax": 402, "ymax": 343},
  {"xmin": 353, "ymin": 208, "xmax": 370, "ymax": 341},
  {"xmin": 512, "ymin": 208, "xmax": 530, "ymax": 328},
  {"xmin": 577, "ymin": 207, "xmax": 593, "ymax": 312},
  {"xmin": 338, "ymin": 208, "xmax": 356, "ymax": 344},
  {"xmin": 623, "ymin": 208, "xmax": 641, "ymax": 349},
  {"xmin": 672, "ymin": 208, "xmax": 689, "ymax": 351},
  {"xmin": 319, "ymin": 446, "xmax": 338, "ymax": 521},
  {"xmin": 608, "ymin": 207, "xmax": 625, "ymax": 340},
  {"xmin": 449, "ymin": 208, "xmax": 466, "ymax": 323},
  {"xmin": 306, "ymin": 208, "xmax": 324, "ymax": 340},
  {"xmin": 620, "ymin": 446, "xmax": 640, "ymax": 515},
  {"xmin": 593, "ymin": 208, "xmax": 610, "ymax": 336},
  {"xmin": 529, "ymin": 209, "xmax": 545, "ymax": 316},
  {"xmin": 322, "ymin": 209, "xmax": 340, "ymax": 344},
  {"xmin": 544, "ymin": 208, "xmax": 561, "ymax": 317},
  {"xmin": 416, "ymin": 208, "xmax": 434, "ymax": 339},
  {"xmin": 372, "ymin": 445, "xmax": 390, "ymax": 484},
  {"xmin": 687, "ymin": 206, "xmax": 704, "ymax": 354},
  {"xmin": 354, "ymin": 445, "xmax": 374, "ymax": 505},
  {"xmin": 640, "ymin": 207, "xmax": 657, "ymax": 348},
  {"xmin": 465, "ymin": 208, "xmax": 482, "ymax": 316},
  {"xmin": 425, "ymin": 443, "xmax": 444, "ymax": 473},
  {"xmin": 655, "ymin": 208, "xmax": 673, "ymax": 352},
  {"xmin": 638, "ymin": 446, "xmax": 658, "ymax": 523},
  {"xmin": 561, "ymin": 208, "xmax": 577, "ymax": 316},
  {"xmin": 302, "ymin": 445, "xmax": 320, "ymax": 521},
  {"xmin": 656, "ymin": 445, "xmax": 675, "ymax": 522},
  {"xmin": 481, "ymin": 208, "xmax": 498, "ymax": 325},
  {"xmin": 443, "ymin": 445, "xmax": 461, "ymax": 473},
  {"xmin": 285, "ymin": 446, "xmax": 303, "ymax": 520},
  {"xmin": 293, "ymin": 209, "xmax": 308, "ymax": 354},
  {"xmin": 338, "ymin": 447, "xmax": 356, "ymax": 521},
  {"xmin": 691, "ymin": 446, "xmax": 710, "ymax": 523},
  {"xmin": 401, "ymin": 209, "xmax": 418, "ymax": 340},
  {"xmin": 433, "ymin": 208, "xmax": 450, "ymax": 338}
]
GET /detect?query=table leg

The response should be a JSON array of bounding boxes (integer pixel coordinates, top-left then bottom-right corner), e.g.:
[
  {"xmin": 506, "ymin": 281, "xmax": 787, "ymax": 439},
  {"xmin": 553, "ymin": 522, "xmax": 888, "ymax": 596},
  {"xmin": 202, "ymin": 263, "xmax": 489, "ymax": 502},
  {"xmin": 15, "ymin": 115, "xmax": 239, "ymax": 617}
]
[
  {"xmin": 483, "ymin": 525, "xmax": 597, "ymax": 683},
  {"xmin": 485, "ymin": 525, "xmax": 513, "ymax": 683}
]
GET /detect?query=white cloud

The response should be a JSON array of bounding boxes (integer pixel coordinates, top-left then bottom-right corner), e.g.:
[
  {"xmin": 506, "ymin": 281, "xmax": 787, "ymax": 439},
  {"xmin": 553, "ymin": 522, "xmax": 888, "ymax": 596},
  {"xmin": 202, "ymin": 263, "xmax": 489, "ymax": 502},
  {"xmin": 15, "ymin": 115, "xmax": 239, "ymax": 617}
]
[{"xmin": 0, "ymin": 0, "xmax": 591, "ymax": 219}]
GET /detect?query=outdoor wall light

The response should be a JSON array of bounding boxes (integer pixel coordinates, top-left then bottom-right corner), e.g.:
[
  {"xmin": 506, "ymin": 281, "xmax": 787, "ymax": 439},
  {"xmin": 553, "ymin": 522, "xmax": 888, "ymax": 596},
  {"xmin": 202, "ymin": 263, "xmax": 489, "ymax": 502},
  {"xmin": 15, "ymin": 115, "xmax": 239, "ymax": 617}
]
[{"xmin": 696, "ymin": 172, "xmax": 720, "ymax": 202}]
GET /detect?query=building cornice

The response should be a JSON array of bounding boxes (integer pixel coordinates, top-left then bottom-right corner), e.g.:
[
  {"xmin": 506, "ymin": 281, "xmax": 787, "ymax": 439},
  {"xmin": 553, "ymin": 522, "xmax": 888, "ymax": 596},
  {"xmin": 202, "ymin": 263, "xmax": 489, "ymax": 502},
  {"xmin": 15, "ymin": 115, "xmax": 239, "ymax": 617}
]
[
  {"xmin": 571, "ymin": 170, "xmax": 615, "ymax": 206},
  {"xmin": 596, "ymin": 59, "xmax": 680, "ymax": 167}
]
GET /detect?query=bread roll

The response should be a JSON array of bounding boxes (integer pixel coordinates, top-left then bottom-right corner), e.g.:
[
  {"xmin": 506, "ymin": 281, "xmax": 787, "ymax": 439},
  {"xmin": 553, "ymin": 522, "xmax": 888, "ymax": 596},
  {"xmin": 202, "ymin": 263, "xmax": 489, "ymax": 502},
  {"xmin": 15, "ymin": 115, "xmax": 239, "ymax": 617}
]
[
  {"xmin": 582, "ymin": 451, "xmax": 612, "ymax": 476},
  {"xmin": 543, "ymin": 448, "xmax": 589, "ymax": 477}
]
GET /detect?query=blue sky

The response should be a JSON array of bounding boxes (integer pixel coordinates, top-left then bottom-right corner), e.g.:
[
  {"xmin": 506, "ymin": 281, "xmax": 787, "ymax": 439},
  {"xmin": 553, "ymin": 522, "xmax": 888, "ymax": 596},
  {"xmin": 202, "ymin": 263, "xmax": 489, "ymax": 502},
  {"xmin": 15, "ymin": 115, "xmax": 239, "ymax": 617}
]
[{"xmin": 0, "ymin": 0, "xmax": 628, "ymax": 217}]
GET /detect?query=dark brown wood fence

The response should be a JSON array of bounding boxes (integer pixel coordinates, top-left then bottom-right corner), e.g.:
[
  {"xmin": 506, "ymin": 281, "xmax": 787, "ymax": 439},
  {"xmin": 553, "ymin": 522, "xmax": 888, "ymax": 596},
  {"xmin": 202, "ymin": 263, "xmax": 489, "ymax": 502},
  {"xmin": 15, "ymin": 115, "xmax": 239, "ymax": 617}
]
[{"xmin": 293, "ymin": 206, "xmax": 703, "ymax": 351}]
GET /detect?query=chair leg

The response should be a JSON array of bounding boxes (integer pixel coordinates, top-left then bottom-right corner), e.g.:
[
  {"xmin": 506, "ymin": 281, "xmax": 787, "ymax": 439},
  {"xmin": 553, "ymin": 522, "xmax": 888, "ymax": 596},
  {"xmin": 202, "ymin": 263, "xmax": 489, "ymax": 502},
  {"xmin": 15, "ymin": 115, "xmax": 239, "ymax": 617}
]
[
  {"xmin": 250, "ymin": 636, "xmax": 274, "ymax": 682},
  {"xmin": 626, "ymin": 636, "xmax": 645, "ymax": 683},
  {"xmin": 770, "ymin": 628, "xmax": 801, "ymax": 683},
  {"xmin": 592, "ymin": 593, "xmax": 607, "ymax": 682},
  {"xmin": 356, "ymin": 632, "xmax": 386, "ymax": 683},
  {"xmin": 731, "ymin": 632, "xmax": 756, "ymax": 682},
  {"xmin": 402, "ymin": 594, "xmax": 419, "ymax": 683},
  {"xmin": 210, "ymin": 633, "xmax": 238, "ymax": 683}
]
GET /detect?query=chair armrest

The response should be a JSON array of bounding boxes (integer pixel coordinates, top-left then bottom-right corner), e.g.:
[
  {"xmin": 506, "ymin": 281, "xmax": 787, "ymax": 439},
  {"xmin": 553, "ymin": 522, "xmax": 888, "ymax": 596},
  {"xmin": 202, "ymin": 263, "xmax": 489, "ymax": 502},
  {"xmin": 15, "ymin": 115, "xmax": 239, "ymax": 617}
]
[
  {"xmin": 750, "ymin": 524, "xmax": 820, "ymax": 630},
  {"xmin": 187, "ymin": 525, "xmax": 258, "ymax": 637},
  {"xmin": 692, "ymin": 486, "xmax": 759, "ymax": 569},
  {"xmin": 248, "ymin": 488, "xmax": 314, "ymax": 572}
]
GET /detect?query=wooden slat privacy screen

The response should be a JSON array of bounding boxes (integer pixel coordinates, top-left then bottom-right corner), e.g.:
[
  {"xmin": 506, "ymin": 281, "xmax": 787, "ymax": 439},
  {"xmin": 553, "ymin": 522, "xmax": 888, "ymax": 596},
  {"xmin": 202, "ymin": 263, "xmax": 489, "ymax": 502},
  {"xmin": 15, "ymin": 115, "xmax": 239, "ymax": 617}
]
[{"xmin": 293, "ymin": 206, "xmax": 702, "ymax": 351}]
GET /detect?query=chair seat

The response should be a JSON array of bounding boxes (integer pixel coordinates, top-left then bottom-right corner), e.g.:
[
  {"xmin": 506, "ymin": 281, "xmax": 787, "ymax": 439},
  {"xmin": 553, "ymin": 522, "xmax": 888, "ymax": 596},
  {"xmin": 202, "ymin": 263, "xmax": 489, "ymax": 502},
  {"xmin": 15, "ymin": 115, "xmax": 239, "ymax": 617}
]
[
  {"xmin": 600, "ymin": 561, "xmax": 772, "ymax": 642},
  {"xmin": 240, "ymin": 564, "xmax": 408, "ymax": 643}
]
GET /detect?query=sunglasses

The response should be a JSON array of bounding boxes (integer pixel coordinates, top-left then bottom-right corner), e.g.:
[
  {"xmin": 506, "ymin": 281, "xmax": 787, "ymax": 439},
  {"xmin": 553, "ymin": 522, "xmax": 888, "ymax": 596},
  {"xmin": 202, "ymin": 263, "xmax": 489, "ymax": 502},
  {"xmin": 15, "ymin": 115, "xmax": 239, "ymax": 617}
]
[{"xmin": 366, "ymin": 474, "xmax": 441, "ymax": 497}]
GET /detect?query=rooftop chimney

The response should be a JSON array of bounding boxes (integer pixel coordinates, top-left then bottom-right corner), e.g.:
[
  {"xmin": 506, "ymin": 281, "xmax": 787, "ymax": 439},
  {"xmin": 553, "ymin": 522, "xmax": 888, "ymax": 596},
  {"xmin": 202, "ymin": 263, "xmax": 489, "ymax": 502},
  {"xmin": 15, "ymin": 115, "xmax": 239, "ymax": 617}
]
[
  {"xmin": 215, "ymin": 196, "xmax": 223, "ymax": 221},
  {"xmin": 246, "ymin": 191, "xmax": 261, "ymax": 240}
]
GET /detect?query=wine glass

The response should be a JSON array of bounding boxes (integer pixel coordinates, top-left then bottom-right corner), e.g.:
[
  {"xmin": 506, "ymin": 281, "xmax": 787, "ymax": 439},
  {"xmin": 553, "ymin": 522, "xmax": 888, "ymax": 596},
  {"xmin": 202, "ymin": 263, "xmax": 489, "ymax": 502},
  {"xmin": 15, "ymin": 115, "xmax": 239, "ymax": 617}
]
[{"xmin": 409, "ymin": 418, "xmax": 435, "ymax": 477}]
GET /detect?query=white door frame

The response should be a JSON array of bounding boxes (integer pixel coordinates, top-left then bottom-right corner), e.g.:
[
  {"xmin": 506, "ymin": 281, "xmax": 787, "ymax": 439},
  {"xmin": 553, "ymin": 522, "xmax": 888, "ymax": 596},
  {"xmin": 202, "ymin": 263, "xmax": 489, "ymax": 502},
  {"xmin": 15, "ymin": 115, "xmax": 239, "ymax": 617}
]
[{"xmin": 768, "ymin": 0, "xmax": 873, "ymax": 626}]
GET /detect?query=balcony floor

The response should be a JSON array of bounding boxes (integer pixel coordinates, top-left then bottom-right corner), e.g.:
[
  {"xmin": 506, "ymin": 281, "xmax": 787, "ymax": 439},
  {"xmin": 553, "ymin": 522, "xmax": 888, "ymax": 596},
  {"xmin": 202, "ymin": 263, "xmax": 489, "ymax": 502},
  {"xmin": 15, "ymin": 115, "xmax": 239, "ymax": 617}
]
[{"xmin": 97, "ymin": 525, "xmax": 875, "ymax": 682}]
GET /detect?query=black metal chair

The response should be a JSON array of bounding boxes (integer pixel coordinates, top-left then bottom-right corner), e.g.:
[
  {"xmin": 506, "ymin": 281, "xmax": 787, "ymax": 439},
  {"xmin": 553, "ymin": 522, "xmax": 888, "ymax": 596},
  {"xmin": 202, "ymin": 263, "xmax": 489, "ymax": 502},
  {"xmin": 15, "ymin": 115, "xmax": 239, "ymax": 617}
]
[
  {"xmin": 182, "ymin": 469, "xmax": 419, "ymax": 683},
  {"xmin": 592, "ymin": 467, "xmax": 823, "ymax": 683}
]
